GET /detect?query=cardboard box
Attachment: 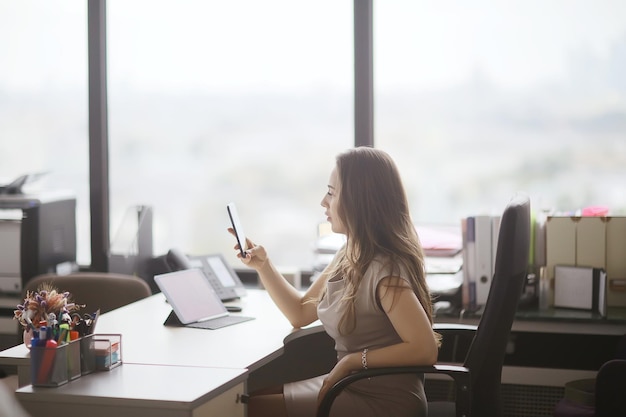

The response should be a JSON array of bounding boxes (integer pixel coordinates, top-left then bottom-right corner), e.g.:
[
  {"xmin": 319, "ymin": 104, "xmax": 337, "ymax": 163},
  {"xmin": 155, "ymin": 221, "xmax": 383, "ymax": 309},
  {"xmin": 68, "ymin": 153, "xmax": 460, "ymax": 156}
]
[
  {"xmin": 606, "ymin": 217, "xmax": 626, "ymax": 307},
  {"xmin": 546, "ymin": 215, "xmax": 626, "ymax": 307},
  {"xmin": 576, "ymin": 216, "xmax": 606, "ymax": 270},
  {"xmin": 546, "ymin": 216, "xmax": 577, "ymax": 280}
]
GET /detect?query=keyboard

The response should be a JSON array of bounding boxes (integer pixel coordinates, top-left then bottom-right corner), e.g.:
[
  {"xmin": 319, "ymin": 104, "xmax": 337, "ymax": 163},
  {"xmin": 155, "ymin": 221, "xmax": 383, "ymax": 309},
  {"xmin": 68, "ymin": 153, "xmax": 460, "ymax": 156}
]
[{"xmin": 187, "ymin": 315, "xmax": 254, "ymax": 330}]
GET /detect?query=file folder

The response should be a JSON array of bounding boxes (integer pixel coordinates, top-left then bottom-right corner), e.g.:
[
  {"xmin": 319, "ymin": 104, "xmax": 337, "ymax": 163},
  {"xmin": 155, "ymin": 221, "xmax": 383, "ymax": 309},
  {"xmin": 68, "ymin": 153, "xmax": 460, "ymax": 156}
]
[
  {"xmin": 473, "ymin": 215, "xmax": 493, "ymax": 306},
  {"xmin": 461, "ymin": 217, "xmax": 476, "ymax": 310},
  {"xmin": 491, "ymin": 215, "xmax": 501, "ymax": 276}
]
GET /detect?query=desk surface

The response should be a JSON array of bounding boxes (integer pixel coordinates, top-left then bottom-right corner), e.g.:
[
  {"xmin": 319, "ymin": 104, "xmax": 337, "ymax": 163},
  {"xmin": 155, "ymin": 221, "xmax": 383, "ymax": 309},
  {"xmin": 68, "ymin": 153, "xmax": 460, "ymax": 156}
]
[
  {"xmin": 15, "ymin": 363, "xmax": 248, "ymax": 417},
  {"xmin": 97, "ymin": 289, "xmax": 308, "ymax": 369},
  {"xmin": 1, "ymin": 289, "xmax": 320, "ymax": 386},
  {"xmin": 443, "ymin": 305, "xmax": 626, "ymax": 336},
  {"xmin": 4, "ymin": 289, "xmax": 626, "ymax": 369},
  {"xmin": 5, "ymin": 290, "xmax": 312, "ymax": 417},
  {"xmin": 3, "ymin": 287, "xmax": 626, "ymax": 395},
  {"xmin": 16, "ymin": 363, "xmax": 247, "ymax": 407}
]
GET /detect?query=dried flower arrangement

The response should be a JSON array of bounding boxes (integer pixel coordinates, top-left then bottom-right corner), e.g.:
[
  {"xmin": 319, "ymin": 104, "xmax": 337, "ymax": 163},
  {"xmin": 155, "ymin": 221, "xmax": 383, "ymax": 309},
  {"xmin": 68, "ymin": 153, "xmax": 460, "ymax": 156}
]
[{"xmin": 14, "ymin": 283, "xmax": 83, "ymax": 332}]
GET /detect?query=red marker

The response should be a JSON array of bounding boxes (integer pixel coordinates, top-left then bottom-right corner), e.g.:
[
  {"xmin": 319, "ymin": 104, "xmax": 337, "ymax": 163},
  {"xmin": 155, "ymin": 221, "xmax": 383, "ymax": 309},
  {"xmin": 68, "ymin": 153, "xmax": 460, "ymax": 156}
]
[{"xmin": 36, "ymin": 335, "xmax": 58, "ymax": 384}]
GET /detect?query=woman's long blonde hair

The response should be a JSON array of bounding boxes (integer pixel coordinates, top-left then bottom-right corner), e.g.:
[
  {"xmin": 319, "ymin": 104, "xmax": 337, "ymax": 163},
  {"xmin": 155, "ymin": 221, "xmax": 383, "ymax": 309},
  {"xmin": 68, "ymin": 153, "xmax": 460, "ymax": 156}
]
[{"xmin": 321, "ymin": 147, "xmax": 437, "ymax": 339}]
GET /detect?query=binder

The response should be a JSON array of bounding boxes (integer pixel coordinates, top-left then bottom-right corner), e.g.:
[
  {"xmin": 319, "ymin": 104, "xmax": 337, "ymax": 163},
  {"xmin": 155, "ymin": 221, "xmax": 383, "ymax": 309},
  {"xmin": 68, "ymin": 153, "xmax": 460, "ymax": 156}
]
[
  {"xmin": 460, "ymin": 218, "xmax": 471, "ymax": 310},
  {"xmin": 463, "ymin": 217, "xmax": 477, "ymax": 310},
  {"xmin": 473, "ymin": 215, "xmax": 493, "ymax": 306},
  {"xmin": 491, "ymin": 215, "xmax": 501, "ymax": 275},
  {"xmin": 554, "ymin": 265, "xmax": 607, "ymax": 316},
  {"xmin": 533, "ymin": 210, "xmax": 548, "ymax": 267}
]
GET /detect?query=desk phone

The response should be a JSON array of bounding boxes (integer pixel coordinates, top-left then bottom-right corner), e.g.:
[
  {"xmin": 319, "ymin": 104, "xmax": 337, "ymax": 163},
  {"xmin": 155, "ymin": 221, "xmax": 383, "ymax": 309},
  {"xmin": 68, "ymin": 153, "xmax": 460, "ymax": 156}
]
[{"xmin": 165, "ymin": 249, "xmax": 247, "ymax": 301}]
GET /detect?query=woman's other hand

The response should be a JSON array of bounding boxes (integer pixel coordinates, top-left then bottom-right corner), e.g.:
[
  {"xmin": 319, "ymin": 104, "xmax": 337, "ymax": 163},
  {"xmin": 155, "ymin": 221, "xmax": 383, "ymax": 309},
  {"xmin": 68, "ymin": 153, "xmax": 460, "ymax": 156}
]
[{"xmin": 317, "ymin": 353, "xmax": 357, "ymax": 407}]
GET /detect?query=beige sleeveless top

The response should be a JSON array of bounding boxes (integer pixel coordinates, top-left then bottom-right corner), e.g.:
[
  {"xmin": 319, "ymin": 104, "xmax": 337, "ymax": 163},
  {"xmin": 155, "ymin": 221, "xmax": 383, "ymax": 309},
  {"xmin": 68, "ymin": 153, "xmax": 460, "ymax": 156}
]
[{"xmin": 284, "ymin": 255, "xmax": 427, "ymax": 417}]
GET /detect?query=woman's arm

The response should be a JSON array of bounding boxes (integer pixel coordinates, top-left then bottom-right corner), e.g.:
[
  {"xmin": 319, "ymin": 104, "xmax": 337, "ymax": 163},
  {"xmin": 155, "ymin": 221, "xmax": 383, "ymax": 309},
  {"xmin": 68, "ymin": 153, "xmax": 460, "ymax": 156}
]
[
  {"xmin": 255, "ymin": 254, "xmax": 328, "ymax": 328},
  {"xmin": 233, "ymin": 231, "xmax": 328, "ymax": 328},
  {"xmin": 317, "ymin": 276, "xmax": 439, "ymax": 403},
  {"xmin": 368, "ymin": 276, "xmax": 439, "ymax": 365}
]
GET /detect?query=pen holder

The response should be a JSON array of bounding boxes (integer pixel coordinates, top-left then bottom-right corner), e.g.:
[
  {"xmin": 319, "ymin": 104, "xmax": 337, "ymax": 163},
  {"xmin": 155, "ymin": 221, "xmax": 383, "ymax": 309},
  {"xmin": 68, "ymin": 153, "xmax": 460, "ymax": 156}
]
[
  {"xmin": 93, "ymin": 334, "xmax": 122, "ymax": 371},
  {"xmin": 30, "ymin": 342, "xmax": 69, "ymax": 387},
  {"xmin": 66, "ymin": 337, "xmax": 82, "ymax": 381},
  {"xmin": 79, "ymin": 334, "xmax": 97, "ymax": 376}
]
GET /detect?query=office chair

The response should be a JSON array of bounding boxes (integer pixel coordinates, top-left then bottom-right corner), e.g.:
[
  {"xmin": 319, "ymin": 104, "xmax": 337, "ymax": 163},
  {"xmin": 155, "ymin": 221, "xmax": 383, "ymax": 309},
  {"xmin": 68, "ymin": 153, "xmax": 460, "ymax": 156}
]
[
  {"xmin": 554, "ymin": 330, "xmax": 626, "ymax": 417},
  {"xmin": 595, "ymin": 359, "xmax": 626, "ymax": 417},
  {"xmin": 23, "ymin": 272, "xmax": 152, "ymax": 315},
  {"xmin": 317, "ymin": 194, "xmax": 531, "ymax": 417},
  {"xmin": 554, "ymin": 359, "xmax": 626, "ymax": 417}
]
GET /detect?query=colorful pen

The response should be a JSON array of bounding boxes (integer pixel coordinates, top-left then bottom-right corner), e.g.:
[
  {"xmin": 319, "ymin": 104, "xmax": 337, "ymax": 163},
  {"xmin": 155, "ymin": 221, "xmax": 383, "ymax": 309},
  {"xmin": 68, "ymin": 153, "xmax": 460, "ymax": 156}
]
[{"xmin": 36, "ymin": 338, "xmax": 58, "ymax": 384}]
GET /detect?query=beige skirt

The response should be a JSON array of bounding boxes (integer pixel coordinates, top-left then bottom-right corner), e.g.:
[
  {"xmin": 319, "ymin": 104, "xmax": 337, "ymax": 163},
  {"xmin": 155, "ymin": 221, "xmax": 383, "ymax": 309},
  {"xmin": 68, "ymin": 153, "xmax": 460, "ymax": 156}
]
[{"xmin": 284, "ymin": 372, "xmax": 427, "ymax": 417}]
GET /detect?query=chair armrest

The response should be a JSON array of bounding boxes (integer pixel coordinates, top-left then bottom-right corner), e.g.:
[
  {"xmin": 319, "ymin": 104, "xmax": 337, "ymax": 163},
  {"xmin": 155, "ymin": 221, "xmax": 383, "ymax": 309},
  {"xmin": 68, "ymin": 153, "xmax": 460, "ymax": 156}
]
[
  {"xmin": 433, "ymin": 322, "xmax": 477, "ymax": 338},
  {"xmin": 316, "ymin": 364, "xmax": 471, "ymax": 417},
  {"xmin": 434, "ymin": 323, "xmax": 477, "ymax": 364}
]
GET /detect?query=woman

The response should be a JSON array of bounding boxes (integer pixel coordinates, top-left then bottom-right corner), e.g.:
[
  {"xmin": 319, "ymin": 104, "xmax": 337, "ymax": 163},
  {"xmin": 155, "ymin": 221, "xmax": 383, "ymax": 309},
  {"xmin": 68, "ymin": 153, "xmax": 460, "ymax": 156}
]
[{"xmin": 233, "ymin": 147, "xmax": 441, "ymax": 417}]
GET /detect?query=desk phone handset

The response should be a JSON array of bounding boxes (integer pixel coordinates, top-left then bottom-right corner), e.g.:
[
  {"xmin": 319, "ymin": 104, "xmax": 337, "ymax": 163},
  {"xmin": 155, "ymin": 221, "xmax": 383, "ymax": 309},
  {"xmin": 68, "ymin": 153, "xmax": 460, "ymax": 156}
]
[{"xmin": 165, "ymin": 249, "xmax": 247, "ymax": 301}]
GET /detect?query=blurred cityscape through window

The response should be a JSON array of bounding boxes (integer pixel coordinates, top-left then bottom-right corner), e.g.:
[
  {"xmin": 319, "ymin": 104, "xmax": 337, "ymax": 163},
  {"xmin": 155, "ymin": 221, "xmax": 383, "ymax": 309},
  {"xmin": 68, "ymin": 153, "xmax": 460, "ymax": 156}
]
[{"xmin": 1, "ymin": 1, "xmax": 624, "ymax": 271}]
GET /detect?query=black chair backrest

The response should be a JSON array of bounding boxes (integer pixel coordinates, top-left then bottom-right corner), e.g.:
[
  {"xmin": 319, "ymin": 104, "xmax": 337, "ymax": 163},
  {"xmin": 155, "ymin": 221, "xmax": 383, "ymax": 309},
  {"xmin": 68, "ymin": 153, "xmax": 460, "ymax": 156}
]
[
  {"xmin": 464, "ymin": 194, "xmax": 531, "ymax": 416},
  {"xmin": 595, "ymin": 359, "xmax": 626, "ymax": 417}
]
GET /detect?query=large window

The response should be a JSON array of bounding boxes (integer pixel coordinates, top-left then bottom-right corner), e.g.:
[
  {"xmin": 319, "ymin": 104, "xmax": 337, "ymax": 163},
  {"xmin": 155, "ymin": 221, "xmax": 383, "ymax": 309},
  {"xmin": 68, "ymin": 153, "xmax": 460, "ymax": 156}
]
[
  {"xmin": 375, "ymin": 0, "xmax": 626, "ymax": 222},
  {"xmin": 8, "ymin": 1, "xmax": 620, "ymax": 273},
  {"xmin": 0, "ymin": 2, "xmax": 90, "ymax": 263},
  {"xmin": 107, "ymin": 0, "xmax": 353, "ymax": 269}
]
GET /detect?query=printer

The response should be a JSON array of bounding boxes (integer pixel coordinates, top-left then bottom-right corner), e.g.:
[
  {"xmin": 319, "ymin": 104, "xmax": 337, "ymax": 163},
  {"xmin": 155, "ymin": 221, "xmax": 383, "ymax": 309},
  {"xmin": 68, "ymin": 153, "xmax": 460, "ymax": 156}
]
[{"xmin": 0, "ymin": 190, "xmax": 77, "ymax": 295}]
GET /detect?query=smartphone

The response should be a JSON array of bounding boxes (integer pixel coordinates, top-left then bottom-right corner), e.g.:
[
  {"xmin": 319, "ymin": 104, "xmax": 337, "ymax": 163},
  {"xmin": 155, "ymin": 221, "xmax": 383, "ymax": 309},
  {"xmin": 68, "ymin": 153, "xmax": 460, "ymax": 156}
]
[{"xmin": 227, "ymin": 202, "xmax": 247, "ymax": 257}]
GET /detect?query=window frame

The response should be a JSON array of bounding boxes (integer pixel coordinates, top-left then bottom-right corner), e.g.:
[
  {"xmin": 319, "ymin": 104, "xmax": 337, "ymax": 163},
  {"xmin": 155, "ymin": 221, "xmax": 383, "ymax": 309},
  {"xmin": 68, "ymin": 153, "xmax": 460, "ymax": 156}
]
[{"xmin": 86, "ymin": 0, "xmax": 374, "ymax": 271}]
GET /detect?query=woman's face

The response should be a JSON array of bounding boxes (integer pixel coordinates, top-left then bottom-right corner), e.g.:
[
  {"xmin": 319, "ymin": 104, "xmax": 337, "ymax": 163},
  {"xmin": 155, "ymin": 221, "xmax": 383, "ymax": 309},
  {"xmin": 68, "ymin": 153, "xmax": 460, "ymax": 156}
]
[{"xmin": 321, "ymin": 167, "xmax": 346, "ymax": 235}]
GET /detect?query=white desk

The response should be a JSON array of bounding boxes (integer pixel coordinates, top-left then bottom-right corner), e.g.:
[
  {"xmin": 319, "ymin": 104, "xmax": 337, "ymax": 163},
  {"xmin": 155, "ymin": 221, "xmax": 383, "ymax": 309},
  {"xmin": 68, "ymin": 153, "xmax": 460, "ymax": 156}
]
[
  {"xmin": 1, "ymin": 289, "xmax": 330, "ymax": 416},
  {"xmin": 16, "ymin": 363, "xmax": 247, "ymax": 417},
  {"xmin": 8, "ymin": 288, "xmax": 624, "ymax": 417},
  {"xmin": 1, "ymin": 289, "xmax": 315, "ymax": 387}
]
